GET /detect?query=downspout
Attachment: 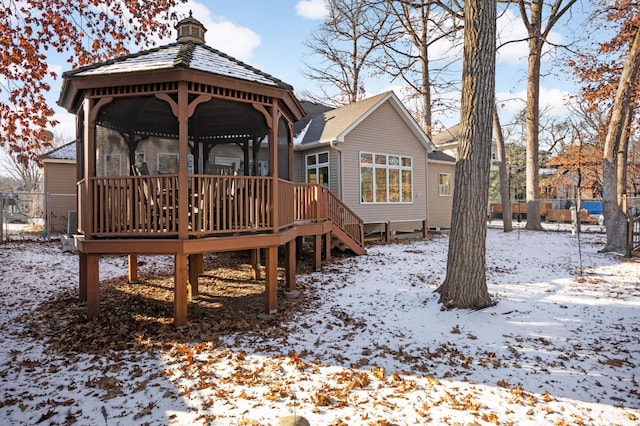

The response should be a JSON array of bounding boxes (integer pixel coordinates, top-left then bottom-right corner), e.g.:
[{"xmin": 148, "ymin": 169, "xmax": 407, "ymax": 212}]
[
  {"xmin": 329, "ymin": 139, "xmax": 342, "ymax": 198},
  {"xmin": 425, "ymin": 150, "xmax": 429, "ymax": 227}
]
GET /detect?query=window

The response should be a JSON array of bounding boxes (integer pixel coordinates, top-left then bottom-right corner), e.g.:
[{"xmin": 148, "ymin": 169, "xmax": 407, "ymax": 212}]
[
  {"xmin": 439, "ymin": 173, "xmax": 451, "ymax": 196},
  {"xmin": 360, "ymin": 152, "xmax": 412, "ymax": 203},
  {"xmin": 306, "ymin": 152, "xmax": 329, "ymax": 186},
  {"xmin": 105, "ymin": 154, "xmax": 121, "ymax": 176},
  {"xmin": 158, "ymin": 153, "xmax": 179, "ymax": 174},
  {"xmin": 135, "ymin": 152, "xmax": 145, "ymax": 167}
]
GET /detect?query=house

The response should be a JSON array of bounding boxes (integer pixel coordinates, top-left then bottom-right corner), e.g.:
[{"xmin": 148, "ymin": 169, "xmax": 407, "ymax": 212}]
[
  {"xmin": 56, "ymin": 13, "xmax": 365, "ymax": 327},
  {"xmin": 432, "ymin": 123, "xmax": 498, "ymax": 171},
  {"xmin": 294, "ymin": 91, "xmax": 455, "ymax": 234},
  {"xmin": 43, "ymin": 141, "xmax": 77, "ymax": 233}
]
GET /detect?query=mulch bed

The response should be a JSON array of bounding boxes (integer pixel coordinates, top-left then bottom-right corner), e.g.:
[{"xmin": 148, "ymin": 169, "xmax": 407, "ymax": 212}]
[{"xmin": 26, "ymin": 248, "xmax": 334, "ymax": 355}]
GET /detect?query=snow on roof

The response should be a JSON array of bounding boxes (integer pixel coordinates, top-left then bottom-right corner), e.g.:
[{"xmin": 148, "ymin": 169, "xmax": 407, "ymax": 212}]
[
  {"xmin": 43, "ymin": 141, "xmax": 76, "ymax": 161},
  {"xmin": 65, "ymin": 43, "xmax": 292, "ymax": 89},
  {"xmin": 293, "ymin": 120, "xmax": 312, "ymax": 146}
]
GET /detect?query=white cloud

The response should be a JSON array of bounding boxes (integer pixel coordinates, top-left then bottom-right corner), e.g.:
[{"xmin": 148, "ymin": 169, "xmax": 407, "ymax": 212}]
[
  {"xmin": 295, "ymin": 0, "xmax": 329, "ymax": 20},
  {"xmin": 168, "ymin": 1, "xmax": 261, "ymax": 63},
  {"xmin": 497, "ymin": 86, "xmax": 571, "ymax": 119},
  {"xmin": 207, "ymin": 21, "xmax": 261, "ymax": 63}
]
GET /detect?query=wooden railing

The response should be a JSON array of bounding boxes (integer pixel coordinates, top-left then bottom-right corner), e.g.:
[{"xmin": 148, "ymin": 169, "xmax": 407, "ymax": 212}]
[
  {"xmin": 91, "ymin": 175, "xmax": 179, "ymax": 236},
  {"xmin": 326, "ymin": 189, "xmax": 364, "ymax": 248},
  {"xmin": 291, "ymin": 182, "xmax": 327, "ymax": 222},
  {"xmin": 278, "ymin": 179, "xmax": 296, "ymax": 230},
  {"xmin": 289, "ymin": 182, "xmax": 364, "ymax": 250},
  {"xmin": 86, "ymin": 176, "xmax": 364, "ymax": 251},
  {"xmin": 189, "ymin": 175, "xmax": 272, "ymax": 235},
  {"xmin": 89, "ymin": 175, "xmax": 273, "ymax": 237}
]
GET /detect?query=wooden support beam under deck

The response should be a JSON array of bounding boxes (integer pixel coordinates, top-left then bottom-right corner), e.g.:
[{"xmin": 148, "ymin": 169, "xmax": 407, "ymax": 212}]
[
  {"xmin": 264, "ymin": 246, "xmax": 278, "ymax": 314},
  {"xmin": 286, "ymin": 239, "xmax": 296, "ymax": 291},
  {"xmin": 188, "ymin": 254, "xmax": 200, "ymax": 298},
  {"xmin": 174, "ymin": 254, "xmax": 188, "ymax": 327},
  {"xmin": 128, "ymin": 254, "xmax": 138, "ymax": 283},
  {"xmin": 313, "ymin": 234, "xmax": 322, "ymax": 271},
  {"xmin": 324, "ymin": 232, "xmax": 331, "ymax": 262},
  {"xmin": 251, "ymin": 248, "xmax": 261, "ymax": 281},
  {"xmin": 79, "ymin": 252, "xmax": 87, "ymax": 301},
  {"xmin": 86, "ymin": 254, "xmax": 99, "ymax": 319}
]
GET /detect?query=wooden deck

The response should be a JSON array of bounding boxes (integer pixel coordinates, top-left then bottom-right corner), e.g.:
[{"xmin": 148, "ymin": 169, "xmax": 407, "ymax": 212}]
[{"xmin": 76, "ymin": 175, "xmax": 365, "ymax": 327}]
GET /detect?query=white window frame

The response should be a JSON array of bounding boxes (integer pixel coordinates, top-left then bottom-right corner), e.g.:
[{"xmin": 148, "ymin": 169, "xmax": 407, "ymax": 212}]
[
  {"xmin": 439, "ymin": 172, "xmax": 452, "ymax": 196},
  {"xmin": 305, "ymin": 151, "xmax": 330, "ymax": 186},
  {"xmin": 359, "ymin": 151, "xmax": 413, "ymax": 204}
]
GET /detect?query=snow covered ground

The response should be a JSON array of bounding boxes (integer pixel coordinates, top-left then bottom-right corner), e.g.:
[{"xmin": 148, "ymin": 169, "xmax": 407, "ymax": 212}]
[{"xmin": 0, "ymin": 228, "xmax": 638, "ymax": 425}]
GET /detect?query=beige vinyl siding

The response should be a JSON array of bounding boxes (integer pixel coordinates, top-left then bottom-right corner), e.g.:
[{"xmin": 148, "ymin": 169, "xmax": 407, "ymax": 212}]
[
  {"xmin": 339, "ymin": 101, "xmax": 427, "ymax": 225},
  {"xmin": 44, "ymin": 161, "xmax": 78, "ymax": 234},
  {"xmin": 426, "ymin": 160, "xmax": 455, "ymax": 229}
]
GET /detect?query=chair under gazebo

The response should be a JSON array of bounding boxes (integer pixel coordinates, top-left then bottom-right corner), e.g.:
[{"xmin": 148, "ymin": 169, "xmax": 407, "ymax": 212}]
[{"xmin": 57, "ymin": 13, "xmax": 365, "ymax": 327}]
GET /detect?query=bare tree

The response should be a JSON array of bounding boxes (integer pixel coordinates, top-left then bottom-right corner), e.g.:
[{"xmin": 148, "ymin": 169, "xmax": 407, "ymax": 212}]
[
  {"xmin": 601, "ymin": 24, "xmax": 640, "ymax": 253},
  {"xmin": 493, "ymin": 102, "xmax": 513, "ymax": 232},
  {"xmin": 0, "ymin": 132, "xmax": 67, "ymax": 192},
  {"xmin": 302, "ymin": 0, "xmax": 398, "ymax": 104},
  {"xmin": 436, "ymin": 0, "xmax": 495, "ymax": 309},
  {"xmin": 515, "ymin": 0, "xmax": 578, "ymax": 230},
  {"xmin": 376, "ymin": 0, "xmax": 463, "ymax": 137}
]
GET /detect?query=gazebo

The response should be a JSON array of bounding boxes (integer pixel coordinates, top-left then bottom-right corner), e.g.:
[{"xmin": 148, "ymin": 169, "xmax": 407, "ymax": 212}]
[{"xmin": 57, "ymin": 13, "xmax": 365, "ymax": 327}]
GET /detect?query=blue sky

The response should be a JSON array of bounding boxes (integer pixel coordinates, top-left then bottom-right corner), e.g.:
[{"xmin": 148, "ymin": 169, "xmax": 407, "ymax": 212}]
[{"xmin": 44, "ymin": 0, "xmax": 595, "ymax": 140}]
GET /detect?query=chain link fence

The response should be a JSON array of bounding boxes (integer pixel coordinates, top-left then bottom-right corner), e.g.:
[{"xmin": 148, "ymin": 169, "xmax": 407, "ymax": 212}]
[{"xmin": 1, "ymin": 191, "xmax": 77, "ymax": 242}]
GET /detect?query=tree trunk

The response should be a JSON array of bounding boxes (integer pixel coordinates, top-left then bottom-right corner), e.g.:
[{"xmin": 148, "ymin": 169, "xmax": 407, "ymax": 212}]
[
  {"xmin": 437, "ymin": 0, "xmax": 495, "ymax": 309},
  {"xmin": 493, "ymin": 102, "xmax": 512, "ymax": 232},
  {"xmin": 524, "ymin": 6, "xmax": 543, "ymax": 231},
  {"xmin": 421, "ymin": 32, "xmax": 432, "ymax": 138},
  {"xmin": 601, "ymin": 25, "xmax": 640, "ymax": 253}
]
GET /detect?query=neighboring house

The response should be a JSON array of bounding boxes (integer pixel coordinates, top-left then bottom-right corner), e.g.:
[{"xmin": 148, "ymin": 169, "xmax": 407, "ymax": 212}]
[
  {"xmin": 43, "ymin": 141, "xmax": 77, "ymax": 233},
  {"xmin": 294, "ymin": 91, "xmax": 454, "ymax": 233},
  {"xmin": 432, "ymin": 123, "xmax": 498, "ymax": 171}
]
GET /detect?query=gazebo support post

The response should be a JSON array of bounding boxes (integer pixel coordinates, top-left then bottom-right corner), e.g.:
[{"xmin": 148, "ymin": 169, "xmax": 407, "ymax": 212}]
[
  {"xmin": 188, "ymin": 254, "xmax": 200, "ymax": 298},
  {"xmin": 286, "ymin": 239, "xmax": 296, "ymax": 291},
  {"xmin": 86, "ymin": 254, "xmax": 100, "ymax": 319},
  {"xmin": 251, "ymin": 248, "xmax": 261, "ymax": 280},
  {"xmin": 313, "ymin": 234, "xmax": 322, "ymax": 271},
  {"xmin": 174, "ymin": 254, "xmax": 188, "ymax": 327},
  {"xmin": 324, "ymin": 232, "xmax": 331, "ymax": 262},
  {"xmin": 128, "ymin": 254, "xmax": 138, "ymax": 283},
  {"xmin": 79, "ymin": 252, "xmax": 87, "ymax": 301},
  {"xmin": 265, "ymin": 246, "xmax": 278, "ymax": 314}
]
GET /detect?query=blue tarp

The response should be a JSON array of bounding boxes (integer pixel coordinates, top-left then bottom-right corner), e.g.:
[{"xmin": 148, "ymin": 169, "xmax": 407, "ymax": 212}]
[{"xmin": 582, "ymin": 201, "xmax": 603, "ymax": 215}]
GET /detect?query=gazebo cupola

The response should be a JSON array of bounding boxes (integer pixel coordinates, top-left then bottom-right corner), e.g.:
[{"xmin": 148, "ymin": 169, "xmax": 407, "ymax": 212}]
[{"xmin": 176, "ymin": 10, "xmax": 206, "ymax": 44}]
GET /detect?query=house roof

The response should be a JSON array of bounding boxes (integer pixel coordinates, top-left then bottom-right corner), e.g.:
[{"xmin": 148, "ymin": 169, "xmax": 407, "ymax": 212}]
[
  {"xmin": 43, "ymin": 141, "xmax": 76, "ymax": 161},
  {"xmin": 431, "ymin": 123, "xmax": 461, "ymax": 146},
  {"xmin": 61, "ymin": 41, "xmax": 292, "ymax": 90},
  {"xmin": 294, "ymin": 91, "xmax": 434, "ymax": 151},
  {"xmin": 428, "ymin": 150, "xmax": 456, "ymax": 163}
]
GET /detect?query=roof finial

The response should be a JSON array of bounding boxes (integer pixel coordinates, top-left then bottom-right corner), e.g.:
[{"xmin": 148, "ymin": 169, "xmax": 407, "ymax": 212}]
[{"xmin": 176, "ymin": 10, "xmax": 207, "ymax": 44}]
